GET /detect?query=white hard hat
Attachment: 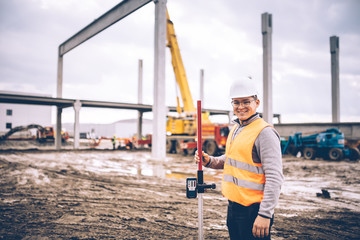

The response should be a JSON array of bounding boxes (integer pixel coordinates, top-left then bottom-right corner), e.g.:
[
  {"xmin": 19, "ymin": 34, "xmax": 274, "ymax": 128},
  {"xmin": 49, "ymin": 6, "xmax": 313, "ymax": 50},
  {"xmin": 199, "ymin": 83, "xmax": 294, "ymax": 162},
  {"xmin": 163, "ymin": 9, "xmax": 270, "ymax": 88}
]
[{"xmin": 229, "ymin": 77, "xmax": 259, "ymax": 99}]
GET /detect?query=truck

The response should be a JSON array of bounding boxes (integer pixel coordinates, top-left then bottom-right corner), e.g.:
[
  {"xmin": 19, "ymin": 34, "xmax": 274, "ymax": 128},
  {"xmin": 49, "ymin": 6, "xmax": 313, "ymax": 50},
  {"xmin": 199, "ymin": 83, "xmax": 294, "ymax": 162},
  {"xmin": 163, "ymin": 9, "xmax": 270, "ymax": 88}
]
[
  {"xmin": 179, "ymin": 123, "xmax": 230, "ymax": 156},
  {"xmin": 281, "ymin": 128, "xmax": 360, "ymax": 161}
]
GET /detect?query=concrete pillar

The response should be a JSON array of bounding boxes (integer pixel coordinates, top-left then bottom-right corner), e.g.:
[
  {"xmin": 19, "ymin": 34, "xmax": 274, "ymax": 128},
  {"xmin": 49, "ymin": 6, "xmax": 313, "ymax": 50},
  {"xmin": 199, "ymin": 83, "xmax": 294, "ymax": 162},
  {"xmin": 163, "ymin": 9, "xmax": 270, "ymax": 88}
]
[
  {"xmin": 137, "ymin": 59, "xmax": 143, "ymax": 140},
  {"xmin": 261, "ymin": 13, "xmax": 273, "ymax": 125},
  {"xmin": 330, "ymin": 36, "xmax": 340, "ymax": 123},
  {"xmin": 200, "ymin": 69, "xmax": 204, "ymax": 103},
  {"xmin": 152, "ymin": 0, "xmax": 167, "ymax": 160},
  {"xmin": 57, "ymin": 53, "xmax": 63, "ymax": 98},
  {"xmin": 55, "ymin": 52, "xmax": 63, "ymax": 149},
  {"xmin": 73, "ymin": 100, "xmax": 82, "ymax": 149},
  {"xmin": 55, "ymin": 107, "xmax": 62, "ymax": 149}
]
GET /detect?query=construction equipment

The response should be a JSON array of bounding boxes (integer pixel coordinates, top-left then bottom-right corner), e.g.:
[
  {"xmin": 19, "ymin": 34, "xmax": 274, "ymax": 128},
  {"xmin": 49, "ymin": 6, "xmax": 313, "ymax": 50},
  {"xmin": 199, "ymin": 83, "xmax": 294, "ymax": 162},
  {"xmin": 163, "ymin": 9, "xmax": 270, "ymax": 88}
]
[
  {"xmin": 165, "ymin": 9, "xmax": 230, "ymax": 155},
  {"xmin": 166, "ymin": 8, "xmax": 197, "ymax": 136},
  {"xmin": 180, "ymin": 123, "xmax": 230, "ymax": 156},
  {"xmin": 0, "ymin": 124, "xmax": 68, "ymax": 143},
  {"xmin": 281, "ymin": 128, "xmax": 360, "ymax": 161},
  {"xmin": 37, "ymin": 126, "xmax": 69, "ymax": 142}
]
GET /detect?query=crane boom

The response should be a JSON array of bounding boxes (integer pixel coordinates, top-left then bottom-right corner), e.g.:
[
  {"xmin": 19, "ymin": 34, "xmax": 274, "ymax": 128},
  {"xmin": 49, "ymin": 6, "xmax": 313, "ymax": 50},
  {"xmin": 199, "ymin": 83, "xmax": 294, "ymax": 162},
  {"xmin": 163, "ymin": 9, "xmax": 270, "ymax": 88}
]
[{"xmin": 166, "ymin": 10, "xmax": 196, "ymax": 113}]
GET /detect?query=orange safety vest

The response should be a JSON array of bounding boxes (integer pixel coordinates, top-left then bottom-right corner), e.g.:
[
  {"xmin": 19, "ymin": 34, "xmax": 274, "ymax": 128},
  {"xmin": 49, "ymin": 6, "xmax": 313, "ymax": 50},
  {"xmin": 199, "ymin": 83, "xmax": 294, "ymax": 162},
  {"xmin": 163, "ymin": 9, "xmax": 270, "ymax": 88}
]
[{"xmin": 221, "ymin": 118, "xmax": 270, "ymax": 206}]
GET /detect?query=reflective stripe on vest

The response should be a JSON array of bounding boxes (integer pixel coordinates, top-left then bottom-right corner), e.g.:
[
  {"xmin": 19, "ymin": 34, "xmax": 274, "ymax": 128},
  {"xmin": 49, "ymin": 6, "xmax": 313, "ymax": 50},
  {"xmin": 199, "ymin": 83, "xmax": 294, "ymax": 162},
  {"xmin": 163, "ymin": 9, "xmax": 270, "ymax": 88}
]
[
  {"xmin": 226, "ymin": 157, "xmax": 264, "ymax": 174},
  {"xmin": 223, "ymin": 174, "xmax": 264, "ymax": 191},
  {"xmin": 221, "ymin": 118, "xmax": 270, "ymax": 206}
]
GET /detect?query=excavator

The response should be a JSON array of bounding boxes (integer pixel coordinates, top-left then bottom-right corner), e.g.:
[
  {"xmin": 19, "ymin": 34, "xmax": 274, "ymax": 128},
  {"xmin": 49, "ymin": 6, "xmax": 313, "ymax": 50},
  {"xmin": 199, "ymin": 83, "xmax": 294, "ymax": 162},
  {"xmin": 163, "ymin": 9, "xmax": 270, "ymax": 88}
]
[
  {"xmin": 165, "ymin": 9, "xmax": 230, "ymax": 155},
  {"xmin": 0, "ymin": 124, "xmax": 69, "ymax": 143}
]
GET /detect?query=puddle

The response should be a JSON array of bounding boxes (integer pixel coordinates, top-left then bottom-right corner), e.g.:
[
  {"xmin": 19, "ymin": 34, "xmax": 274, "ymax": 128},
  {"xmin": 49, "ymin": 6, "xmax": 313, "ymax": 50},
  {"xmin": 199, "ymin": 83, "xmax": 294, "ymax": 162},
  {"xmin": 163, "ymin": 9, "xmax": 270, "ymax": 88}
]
[{"xmin": 3, "ymin": 150, "xmax": 360, "ymax": 213}]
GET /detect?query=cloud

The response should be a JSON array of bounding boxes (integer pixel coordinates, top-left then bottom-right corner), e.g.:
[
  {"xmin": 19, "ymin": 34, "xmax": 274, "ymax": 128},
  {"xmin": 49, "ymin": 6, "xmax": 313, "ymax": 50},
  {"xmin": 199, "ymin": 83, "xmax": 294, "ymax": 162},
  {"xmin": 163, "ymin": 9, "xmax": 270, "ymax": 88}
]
[{"xmin": 0, "ymin": 0, "xmax": 359, "ymax": 124}]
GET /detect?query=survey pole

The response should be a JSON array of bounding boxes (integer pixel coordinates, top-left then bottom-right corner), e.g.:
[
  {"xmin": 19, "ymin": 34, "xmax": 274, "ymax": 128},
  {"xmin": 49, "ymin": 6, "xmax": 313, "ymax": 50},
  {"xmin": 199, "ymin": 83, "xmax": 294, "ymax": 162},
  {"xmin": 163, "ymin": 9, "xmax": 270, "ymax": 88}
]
[
  {"xmin": 330, "ymin": 36, "xmax": 340, "ymax": 123},
  {"xmin": 200, "ymin": 69, "xmax": 204, "ymax": 103},
  {"xmin": 186, "ymin": 102, "xmax": 216, "ymax": 239},
  {"xmin": 262, "ymin": 13, "xmax": 273, "ymax": 125},
  {"xmin": 197, "ymin": 100, "xmax": 204, "ymax": 240},
  {"xmin": 152, "ymin": 0, "xmax": 167, "ymax": 160}
]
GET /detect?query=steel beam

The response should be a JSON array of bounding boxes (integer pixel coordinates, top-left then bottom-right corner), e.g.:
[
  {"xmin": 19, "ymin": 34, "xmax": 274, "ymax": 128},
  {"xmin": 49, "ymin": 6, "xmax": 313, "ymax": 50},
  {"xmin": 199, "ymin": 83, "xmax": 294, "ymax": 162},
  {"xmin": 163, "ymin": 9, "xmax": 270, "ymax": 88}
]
[{"xmin": 59, "ymin": 0, "xmax": 152, "ymax": 56}]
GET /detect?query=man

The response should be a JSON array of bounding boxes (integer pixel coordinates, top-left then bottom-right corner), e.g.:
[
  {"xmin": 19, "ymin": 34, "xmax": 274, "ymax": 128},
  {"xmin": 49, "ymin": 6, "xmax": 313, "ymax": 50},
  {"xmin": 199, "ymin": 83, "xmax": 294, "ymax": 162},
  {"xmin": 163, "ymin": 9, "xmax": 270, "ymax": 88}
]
[
  {"xmin": 112, "ymin": 135, "xmax": 116, "ymax": 150},
  {"xmin": 195, "ymin": 79, "xmax": 283, "ymax": 239}
]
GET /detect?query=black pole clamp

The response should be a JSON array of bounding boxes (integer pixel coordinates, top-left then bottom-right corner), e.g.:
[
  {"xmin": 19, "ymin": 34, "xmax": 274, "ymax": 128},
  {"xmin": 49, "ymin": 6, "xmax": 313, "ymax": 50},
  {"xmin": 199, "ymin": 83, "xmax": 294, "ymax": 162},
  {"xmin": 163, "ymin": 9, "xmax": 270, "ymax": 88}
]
[{"xmin": 186, "ymin": 170, "xmax": 216, "ymax": 198}]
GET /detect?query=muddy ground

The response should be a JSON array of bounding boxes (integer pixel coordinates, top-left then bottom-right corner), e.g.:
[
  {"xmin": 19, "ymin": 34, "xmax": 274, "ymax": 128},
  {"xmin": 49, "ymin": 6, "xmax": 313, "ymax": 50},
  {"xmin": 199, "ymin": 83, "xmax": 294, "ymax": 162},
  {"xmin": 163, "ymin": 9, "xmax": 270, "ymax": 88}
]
[{"xmin": 0, "ymin": 141, "xmax": 360, "ymax": 239}]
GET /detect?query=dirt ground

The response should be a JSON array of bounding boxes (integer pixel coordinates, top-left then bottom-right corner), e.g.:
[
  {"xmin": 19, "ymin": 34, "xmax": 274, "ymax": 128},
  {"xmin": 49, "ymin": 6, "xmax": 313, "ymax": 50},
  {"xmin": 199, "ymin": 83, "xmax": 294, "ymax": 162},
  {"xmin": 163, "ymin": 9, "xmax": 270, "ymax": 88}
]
[{"xmin": 0, "ymin": 141, "xmax": 360, "ymax": 240}]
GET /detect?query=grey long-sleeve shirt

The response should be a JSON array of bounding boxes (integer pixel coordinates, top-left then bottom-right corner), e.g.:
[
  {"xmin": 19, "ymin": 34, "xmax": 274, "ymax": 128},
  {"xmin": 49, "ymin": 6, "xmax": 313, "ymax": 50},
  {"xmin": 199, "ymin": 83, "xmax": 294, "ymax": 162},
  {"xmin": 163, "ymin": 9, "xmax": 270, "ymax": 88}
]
[{"xmin": 207, "ymin": 113, "xmax": 284, "ymax": 218}]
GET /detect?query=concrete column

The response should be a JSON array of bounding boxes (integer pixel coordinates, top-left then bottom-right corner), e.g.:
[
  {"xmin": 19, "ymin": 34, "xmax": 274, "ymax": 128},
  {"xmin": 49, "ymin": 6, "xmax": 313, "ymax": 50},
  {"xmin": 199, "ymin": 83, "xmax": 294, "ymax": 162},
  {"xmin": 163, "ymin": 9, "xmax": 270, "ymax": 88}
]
[
  {"xmin": 152, "ymin": 0, "xmax": 167, "ymax": 160},
  {"xmin": 261, "ymin": 13, "xmax": 273, "ymax": 125},
  {"xmin": 200, "ymin": 69, "xmax": 204, "ymax": 103},
  {"xmin": 55, "ymin": 107, "xmax": 62, "ymax": 149},
  {"xmin": 330, "ymin": 36, "xmax": 340, "ymax": 123},
  {"xmin": 55, "ymin": 52, "xmax": 63, "ymax": 149},
  {"xmin": 73, "ymin": 100, "xmax": 82, "ymax": 149},
  {"xmin": 138, "ymin": 59, "xmax": 143, "ymax": 104},
  {"xmin": 137, "ymin": 59, "xmax": 143, "ymax": 140},
  {"xmin": 57, "ymin": 52, "xmax": 63, "ymax": 98}
]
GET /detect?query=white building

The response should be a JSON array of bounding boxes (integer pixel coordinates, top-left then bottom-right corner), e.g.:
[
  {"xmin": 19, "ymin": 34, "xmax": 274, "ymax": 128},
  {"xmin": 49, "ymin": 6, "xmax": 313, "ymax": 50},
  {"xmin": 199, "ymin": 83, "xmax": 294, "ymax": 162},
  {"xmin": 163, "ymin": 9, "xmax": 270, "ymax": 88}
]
[
  {"xmin": 0, "ymin": 91, "xmax": 52, "ymax": 134},
  {"xmin": 62, "ymin": 118, "xmax": 153, "ymax": 139}
]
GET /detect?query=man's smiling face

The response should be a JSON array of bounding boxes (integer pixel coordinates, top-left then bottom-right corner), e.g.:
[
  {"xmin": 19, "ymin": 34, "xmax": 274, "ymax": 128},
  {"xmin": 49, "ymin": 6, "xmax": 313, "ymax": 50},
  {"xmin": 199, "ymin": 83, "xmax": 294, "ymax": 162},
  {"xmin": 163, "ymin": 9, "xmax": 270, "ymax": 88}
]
[{"xmin": 232, "ymin": 96, "xmax": 260, "ymax": 121}]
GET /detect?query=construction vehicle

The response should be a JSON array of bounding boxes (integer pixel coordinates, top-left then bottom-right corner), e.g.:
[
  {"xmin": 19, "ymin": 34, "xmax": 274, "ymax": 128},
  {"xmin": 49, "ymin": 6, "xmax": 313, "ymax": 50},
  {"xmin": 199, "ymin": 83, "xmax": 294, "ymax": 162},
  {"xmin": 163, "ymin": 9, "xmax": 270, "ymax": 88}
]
[
  {"xmin": 0, "ymin": 124, "xmax": 68, "ymax": 143},
  {"xmin": 36, "ymin": 126, "xmax": 69, "ymax": 142},
  {"xmin": 164, "ymin": 9, "xmax": 230, "ymax": 155},
  {"xmin": 281, "ymin": 128, "xmax": 360, "ymax": 161},
  {"xmin": 165, "ymin": 8, "xmax": 197, "ymax": 136},
  {"xmin": 179, "ymin": 123, "xmax": 230, "ymax": 156}
]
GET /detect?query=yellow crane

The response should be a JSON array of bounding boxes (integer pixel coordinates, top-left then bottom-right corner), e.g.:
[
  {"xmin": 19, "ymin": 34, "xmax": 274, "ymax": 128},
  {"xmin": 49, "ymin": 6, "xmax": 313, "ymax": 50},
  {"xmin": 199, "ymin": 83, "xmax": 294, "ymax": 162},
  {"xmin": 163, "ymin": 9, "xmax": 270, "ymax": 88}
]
[
  {"xmin": 166, "ymin": 9, "xmax": 195, "ymax": 114},
  {"xmin": 164, "ymin": 9, "xmax": 229, "ymax": 156},
  {"xmin": 165, "ymin": 9, "xmax": 210, "ymax": 137}
]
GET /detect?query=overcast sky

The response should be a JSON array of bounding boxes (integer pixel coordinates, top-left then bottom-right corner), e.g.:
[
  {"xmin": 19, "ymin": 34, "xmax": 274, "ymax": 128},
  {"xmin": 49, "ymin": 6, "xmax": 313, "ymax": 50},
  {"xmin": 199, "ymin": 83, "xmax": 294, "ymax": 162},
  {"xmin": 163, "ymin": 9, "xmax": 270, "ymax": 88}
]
[{"xmin": 0, "ymin": 0, "xmax": 359, "ymax": 124}]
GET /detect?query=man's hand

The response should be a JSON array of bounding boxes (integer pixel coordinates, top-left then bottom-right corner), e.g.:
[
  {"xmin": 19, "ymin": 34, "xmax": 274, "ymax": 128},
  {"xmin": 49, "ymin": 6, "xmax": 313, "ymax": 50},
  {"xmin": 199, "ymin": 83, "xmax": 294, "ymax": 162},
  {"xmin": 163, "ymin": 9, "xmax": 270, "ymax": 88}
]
[
  {"xmin": 252, "ymin": 215, "xmax": 270, "ymax": 238},
  {"xmin": 194, "ymin": 150, "xmax": 209, "ymax": 166}
]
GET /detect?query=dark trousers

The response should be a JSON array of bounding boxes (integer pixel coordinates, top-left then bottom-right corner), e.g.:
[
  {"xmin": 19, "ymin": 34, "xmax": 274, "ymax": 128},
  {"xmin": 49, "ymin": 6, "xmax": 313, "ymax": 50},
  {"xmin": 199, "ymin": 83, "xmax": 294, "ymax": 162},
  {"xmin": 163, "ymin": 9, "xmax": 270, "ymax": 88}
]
[{"xmin": 227, "ymin": 200, "xmax": 273, "ymax": 240}]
